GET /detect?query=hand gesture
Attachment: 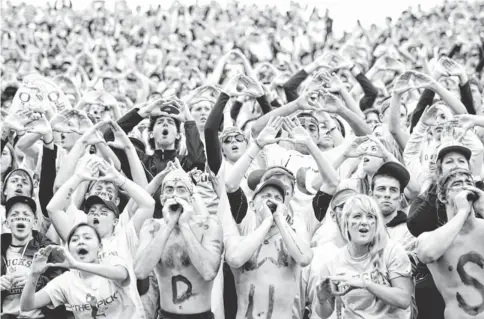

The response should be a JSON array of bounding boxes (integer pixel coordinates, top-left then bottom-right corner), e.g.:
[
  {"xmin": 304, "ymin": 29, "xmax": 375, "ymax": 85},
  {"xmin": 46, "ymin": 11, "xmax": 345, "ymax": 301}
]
[
  {"xmin": 98, "ymin": 160, "xmax": 122, "ymax": 182},
  {"xmin": 453, "ymin": 114, "xmax": 476, "ymax": 134},
  {"xmin": 271, "ymin": 199, "xmax": 288, "ymax": 220},
  {"xmin": 169, "ymin": 98, "xmax": 192, "ymax": 123},
  {"xmin": 462, "ymin": 186, "xmax": 484, "ymax": 215},
  {"xmin": 321, "ymin": 52, "xmax": 353, "ymax": 71},
  {"xmin": 30, "ymin": 245, "xmax": 56, "ymax": 276},
  {"xmin": 75, "ymin": 156, "xmax": 102, "ymax": 181},
  {"xmin": 393, "ymin": 72, "xmax": 414, "ymax": 95},
  {"xmin": 409, "ymin": 71, "xmax": 435, "ymax": 89},
  {"xmin": 364, "ymin": 136, "xmax": 389, "ymax": 159},
  {"xmin": 438, "ymin": 57, "xmax": 465, "ymax": 77},
  {"xmin": 176, "ymin": 197, "xmax": 195, "ymax": 225},
  {"xmin": 80, "ymin": 121, "xmax": 108, "ymax": 145},
  {"xmin": 281, "ymin": 117, "xmax": 311, "ymax": 146},
  {"xmin": 138, "ymin": 98, "xmax": 172, "ymax": 118},
  {"xmin": 258, "ymin": 199, "xmax": 274, "ymax": 223},
  {"xmin": 454, "ymin": 189, "xmax": 474, "ymax": 215},
  {"xmin": 256, "ymin": 116, "xmax": 284, "ymax": 147},
  {"xmin": 107, "ymin": 121, "xmax": 133, "ymax": 150},
  {"xmin": 162, "ymin": 197, "xmax": 182, "ymax": 225},
  {"xmin": 296, "ymin": 88, "xmax": 326, "ymax": 111},
  {"xmin": 223, "ymin": 74, "xmax": 243, "ymax": 97},
  {"xmin": 343, "ymin": 136, "xmax": 368, "ymax": 158},
  {"xmin": 0, "ymin": 275, "xmax": 12, "ymax": 291},
  {"xmin": 420, "ymin": 104, "xmax": 439, "ymax": 127},
  {"xmin": 25, "ymin": 114, "xmax": 52, "ymax": 136},
  {"xmin": 3, "ymin": 110, "xmax": 36, "ymax": 133},
  {"xmin": 328, "ymin": 275, "xmax": 365, "ymax": 295},
  {"xmin": 320, "ymin": 92, "xmax": 344, "ymax": 113},
  {"xmin": 47, "ymin": 246, "xmax": 78, "ymax": 269},
  {"xmin": 239, "ymin": 75, "xmax": 264, "ymax": 98}
]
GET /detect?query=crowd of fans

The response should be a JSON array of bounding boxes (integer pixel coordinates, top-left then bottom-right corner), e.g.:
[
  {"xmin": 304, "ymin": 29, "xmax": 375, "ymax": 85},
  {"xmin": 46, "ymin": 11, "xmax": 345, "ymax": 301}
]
[{"xmin": 1, "ymin": 0, "xmax": 484, "ymax": 318}]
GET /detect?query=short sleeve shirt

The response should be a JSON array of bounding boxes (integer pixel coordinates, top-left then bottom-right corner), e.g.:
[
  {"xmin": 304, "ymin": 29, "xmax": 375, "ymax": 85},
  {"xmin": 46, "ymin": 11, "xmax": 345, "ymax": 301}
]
[
  {"xmin": 326, "ymin": 240, "xmax": 412, "ymax": 319},
  {"xmin": 43, "ymin": 256, "xmax": 137, "ymax": 319}
]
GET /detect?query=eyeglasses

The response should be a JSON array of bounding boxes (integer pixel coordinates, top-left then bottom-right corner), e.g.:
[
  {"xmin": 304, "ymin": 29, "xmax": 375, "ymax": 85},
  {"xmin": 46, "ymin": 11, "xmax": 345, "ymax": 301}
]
[{"xmin": 223, "ymin": 134, "xmax": 245, "ymax": 144}]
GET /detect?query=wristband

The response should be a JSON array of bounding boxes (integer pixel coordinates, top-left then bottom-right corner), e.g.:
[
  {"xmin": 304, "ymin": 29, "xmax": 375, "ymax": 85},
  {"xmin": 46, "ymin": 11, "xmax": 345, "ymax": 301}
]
[
  {"xmin": 119, "ymin": 176, "xmax": 127, "ymax": 189},
  {"xmin": 43, "ymin": 136, "xmax": 54, "ymax": 144}
]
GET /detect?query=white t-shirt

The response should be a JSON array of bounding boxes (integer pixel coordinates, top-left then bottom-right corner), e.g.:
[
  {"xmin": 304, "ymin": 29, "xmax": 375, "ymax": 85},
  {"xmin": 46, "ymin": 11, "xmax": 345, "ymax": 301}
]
[
  {"xmin": 66, "ymin": 205, "xmax": 145, "ymax": 318},
  {"xmin": 43, "ymin": 256, "xmax": 136, "ymax": 319},
  {"xmin": 326, "ymin": 240, "xmax": 412, "ymax": 319},
  {"xmin": 3, "ymin": 245, "xmax": 43, "ymax": 318}
]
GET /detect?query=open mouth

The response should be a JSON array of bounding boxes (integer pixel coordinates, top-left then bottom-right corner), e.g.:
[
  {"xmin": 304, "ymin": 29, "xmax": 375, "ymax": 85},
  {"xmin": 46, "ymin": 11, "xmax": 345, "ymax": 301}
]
[
  {"xmin": 231, "ymin": 145, "xmax": 239, "ymax": 151},
  {"xmin": 266, "ymin": 202, "xmax": 277, "ymax": 213},
  {"xmin": 359, "ymin": 228, "xmax": 369, "ymax": 234},
  {"xmin": 60, "ymin": 133, "xmax": 66, "ymax": 140},
  {"xmin": 162, "ymin": 128, "xmax": 169, "ymax": 136},
  {"xmin": 16, "ymin": 223, "xmax": 26, "ymax": 230},
  {"xmin": 363, "ymin": 157, "xmax": 370, "ymax": 163},
  {"xmin": 14, "ymin": 188, "xmax": 24, "ymax": 195},
  {"xmin": 77, "ymin": 248, "xmax": 89, "ymax": 256},
  {"xmin": 92, "ymin": 218, "xmax": 100, "ymax": 226},
  {"xmin": 200, "ymin": 117, "xmax": 207, "ymax": 122}
]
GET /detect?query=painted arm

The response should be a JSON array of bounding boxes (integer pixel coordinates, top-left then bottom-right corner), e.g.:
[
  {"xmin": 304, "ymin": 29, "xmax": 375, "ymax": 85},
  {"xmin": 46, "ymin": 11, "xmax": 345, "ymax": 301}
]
[
  {"xmin": 225, "ymin": 218, "xmax": 273, "ymax": 269},
  {"xmin": 179, "ymin": 215, "xmax": 223, "ymax": 281},
  {"xmin": 416, "ymin": 195, "xmax": 470, "ymax": 263},
  {"xmin": 134, "ymin": 219, "xmax": 177, "ymax": 279},
  {"xmin": 274, "ymin": 208, "xmax": 313, "ymax": 267}
]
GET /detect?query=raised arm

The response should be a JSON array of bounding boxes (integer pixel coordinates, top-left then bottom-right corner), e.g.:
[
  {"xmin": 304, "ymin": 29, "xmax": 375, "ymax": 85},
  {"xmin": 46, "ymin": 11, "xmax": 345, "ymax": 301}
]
[
  {"xmin": 273, "ymin": 202, "xmax": 313, "ymax": 266},
  {"xmin": 417, "ymin": 190, "xmax": 472, "ymax": 263},
  {"xmin": 47, "ymin": 158, "xmax": 101, "ymax": 242},
  {"xmin": 134, "ymin": 218, "xmax": 177, "ymax": 280},
  {"xmin": 224, "ymin": 203, "xmax": 274, "ymax": 268},
  {"xmin": 178, "ymin": 199, "xmax": 223, "ymax": 281}
]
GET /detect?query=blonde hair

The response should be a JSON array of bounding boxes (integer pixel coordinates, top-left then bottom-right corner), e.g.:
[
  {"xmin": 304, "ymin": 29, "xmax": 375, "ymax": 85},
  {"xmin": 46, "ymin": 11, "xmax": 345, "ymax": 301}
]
[{"xmin": 340, "ymin": 195, "xmax": 388, "ymax": 260}]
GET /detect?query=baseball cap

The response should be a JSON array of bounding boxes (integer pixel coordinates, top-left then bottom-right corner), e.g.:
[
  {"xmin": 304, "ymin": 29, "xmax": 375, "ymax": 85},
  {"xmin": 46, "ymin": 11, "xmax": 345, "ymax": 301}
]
[
  {"xmin": 373, "ymin": 162, "xmax": 411, "ymax": 191},
  {"xmin": 5, "ymin": 195, "xmax": 37, "ymax": 216},
  {"xmin": 84, "ymin": 195, "xmax": 120, "ymax": 217},
  {"xmin": 330, "ymin": 189, "xmax": 358, "ymax": 211},
  {"xmin": 247, "ymin": 166, "xmax": 295, "ymax": 191},
  {"xmin": 437, "ymin": 144, "xmax": 472, "ymax": 162},
  {"xmin": 159, "ymin": 103, "xmax": 180, "ymax": 115},
  {"xmin": 252, "ymin": 179, "xmax": 286, "ymax": 201}
]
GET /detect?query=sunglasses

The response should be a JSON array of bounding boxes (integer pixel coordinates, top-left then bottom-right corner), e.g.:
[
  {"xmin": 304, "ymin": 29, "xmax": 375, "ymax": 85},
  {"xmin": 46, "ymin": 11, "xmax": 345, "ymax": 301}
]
[{"xmin": 223, "ymin": 134, "xmax": 245, "ymax": 144}]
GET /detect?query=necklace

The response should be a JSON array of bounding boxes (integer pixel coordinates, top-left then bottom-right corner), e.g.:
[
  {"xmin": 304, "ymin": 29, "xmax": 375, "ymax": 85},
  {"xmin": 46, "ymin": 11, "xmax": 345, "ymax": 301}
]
[{"xmin": 347, "ymin": 246, "xmax": 369, "ymax": 261}]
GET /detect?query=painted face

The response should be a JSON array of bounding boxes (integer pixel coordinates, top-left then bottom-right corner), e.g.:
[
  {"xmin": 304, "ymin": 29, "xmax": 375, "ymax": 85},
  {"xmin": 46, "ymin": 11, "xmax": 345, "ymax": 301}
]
[
  {"xmin": 445, "ymin": 174, "xmax": 474, "ymax": 209},
  {"xmin": 221, "ymin": 133, "xmax": 247, "ymax": 162},
  {"xmin": 152, "ymin": 116, "xmax": 178, "ymax": 148},
  {"xmin": 4, "ymin": 172, "xmax": 32, "ymax": 200},
  {"xmin": 372, "ymin": 176, "xmax": 401, "ymax": 216},
  {"xmin": 68, "ymin": 225, "xmax": 100, "ymax": 263},
  {"xmin": 365, "ymin": 112, "xmax": 380, "ymax": 131},
  {"xmin": 440, "ymin": 152, "xmax": 469, "ymax": 175},
  {"xmin": 191, "ymin": 102, "xmax": 212, "ymax": 129},
  {"xmin": 362, "ymin": 142, "xmax": 385, "ymax": 175},
  {"xmin": 88, "ymin": 181, "xmax": 118, "ymax": 202},
  {"xmin": 86, "ymin": 204, "xmax": 117, "ymax": 238},
  {"xmin": 347, "ymin": 208, "xmax": 377, "ymax": 246},
  {"xmin": 7, "ymin": 203, "xmax": 36, "ymax": 240},
  {"xmin": 161, "ymin": 180, "xmax": 191, "ymax": 204},
  {"xmin": 1, "ymin": 147, "xmax": 13, "ymax": 174}
]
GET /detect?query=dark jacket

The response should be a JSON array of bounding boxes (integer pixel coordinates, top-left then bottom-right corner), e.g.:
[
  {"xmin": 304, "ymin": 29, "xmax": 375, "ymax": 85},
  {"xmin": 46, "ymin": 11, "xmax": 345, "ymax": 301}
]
[
  {"xmin": 1, "ymin": 231, "xmax": 65, "ymax": 315},
  {"xmin": 105, "ymin": 107, "xmax": 206, "ymax": 180}
]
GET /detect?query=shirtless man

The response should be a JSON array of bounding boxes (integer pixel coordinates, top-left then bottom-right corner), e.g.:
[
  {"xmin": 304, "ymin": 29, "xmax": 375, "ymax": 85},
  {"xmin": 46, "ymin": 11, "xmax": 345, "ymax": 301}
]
[
  {"xmin": 134, "ymin": 169, "xmax": 223, "ymax": 319},
  {"xmin": 225, "ymin": 178, "xmax": 313, "ymax": 319},
  {"xmin": 417, "ymin": 168, "xmax": 484, "ymax": 319}
]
